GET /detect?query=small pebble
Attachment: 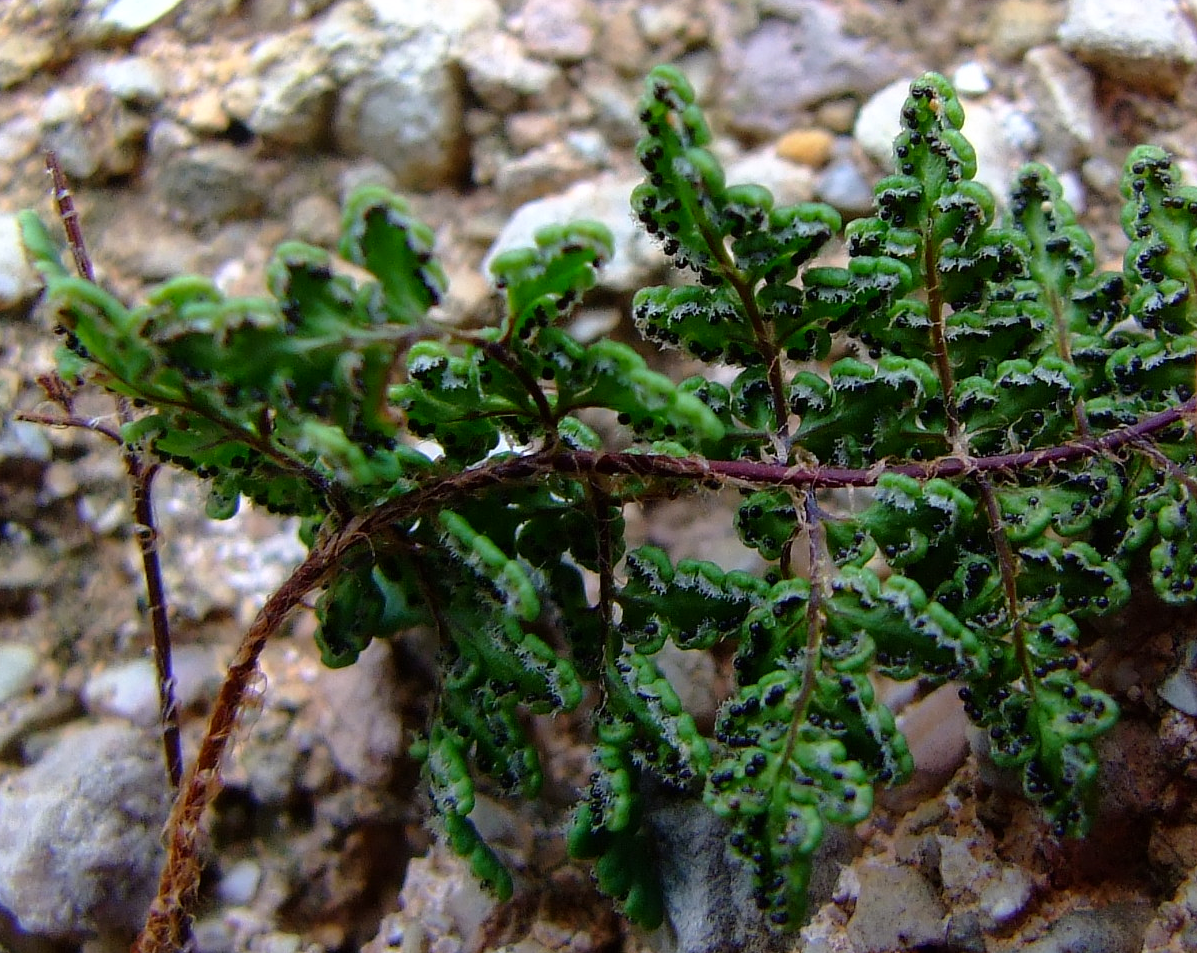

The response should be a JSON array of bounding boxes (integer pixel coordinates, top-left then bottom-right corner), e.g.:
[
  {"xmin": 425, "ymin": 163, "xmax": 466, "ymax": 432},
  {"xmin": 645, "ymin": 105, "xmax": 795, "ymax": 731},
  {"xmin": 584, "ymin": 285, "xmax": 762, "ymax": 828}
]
[
  {"xmin": 100, "ymin": 0, "xmax": 185, "ymax": 33},
  {"xmin": 1059, "ymin": 171, "xmax": 1086, "ymax": 214},
  {"xmin": 565, "ymin": 128, "xmax": 609, "ymax": 165},
  {"xmin": 82, "ymin": 658, "xmax": 159, "ymax": 726},
  {"xmin": 848, "ymin": 863, "xmax": 947, "ymax": 953},
  {"xmin": 817, "ymin": 159, "xmax": 876, "ymax": 218},
  {"xmin": 0, "ymin": 645, "xmax": 39, "ymax": 704},
  {"xmin": 987, "ymin": 0, "xmax": 1063, "ymax": 61},
  {"xmin": 775, "ymin": 128, "xmax": 835, "ymax": 168},
  {"xmin": 1020, "ymin": 903, "xmax": 1153, "ymax": 953},
  {"xmin": 0, "ymin": 419, "xmax": 52, "ymax": 465},
  {"xmin": 83, "ymin": 645, "xmax": 224, "ymax": 727},
  {"xmin": 89, "ymin": 57, "xmax": 166, "ymax": 106},
  {"xmin": 636, "ymin": 4, "xmax": 690, "ymax": 45},
  {"xmin": 815, "ymin": 97, "xmax": 859, "ymax": 134},
  {"xmin": 0, "ymin": 722, "xmax": 167, "ymax": 936},
  {"xmin": 1024, "ymin": 45, "xmax": 1099, "ymax": 167},
  {"xmin": 953, "ymin": 61, "xmax": 991, "ymax": 96},
  {"xmin": 727, "ymin": 150, "xmax": 816, "ymax": 206},
  {"xmin": 1160, "ymin": 668, "xmax": 1197, "ymax": 716},
  {"xmin": 217, "ymin": 859, "xmax": 262, "ymax": 907},
  {"xmin": 1081, "ymin": 155, "xmax": 1120, "ymax": 194},
  {"xmin": 251, "ymin": 933, "xmax": 303, "ymax": 953},
  {"xmin": 978, "ymin": 866, "xmax": 1034, "ymax": 926},
  {"xmin": 521, "ymin": 0, "xmax": 596, "ymax": 62}
]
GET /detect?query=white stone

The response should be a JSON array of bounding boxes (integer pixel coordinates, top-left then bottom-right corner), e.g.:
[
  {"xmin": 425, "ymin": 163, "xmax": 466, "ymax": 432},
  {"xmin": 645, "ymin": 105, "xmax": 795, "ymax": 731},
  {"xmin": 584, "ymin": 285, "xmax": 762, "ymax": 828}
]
[
  {"xmin": 0, "ymin": 722, "xmax": 167, "ymax": 935},
  {"xmin": 83, "ymin": 658, "xmax": 159, "ymax": 726},
  {"xmin": 978, "ymin": 866, "xmax": 1034, "ymax": 925},
  {"xmin": 636, "ymin": 3, "xmax": 691, "ymax": 44},
  {"xmin": 333, "ymin": 35, "xmax": 466, "ymax": 189},
  {"xmin": 459, "ymin": 32, "xmax": 561, "ymax": 113},
  {"xmin": 854, "ymin": 77, "xmax": 912, "ymax": 166},
  {"xmin": 726, "ymin": 149, "xmax": 816, "ymax": 206},
  {"xmin": 0, "ymin": 645, "xmax": 38, "ymax": 704},
  {"xmin": 0, "ymin": 420, "xmax": 52, "ymax": 465},
  {"xmin": 89, "ymin": 57, "xmax": 166, "ymax": 106},
  {"xmin": 245, "ymin": 34, "xmax": 336, "ymax": 147},
  {"xmin": 83, "ymin": 645, "xmax": 225, "ymax": 727},
  {"xmin": 0, "ymin": 213, "xmax": 42, "ymax": 310},
  {"xmin": 312, "ymin": 639, "xmax": 403, "ymax": 786},
  {"xmin": 0, "ymin": 115, "xmax": 38, "ymax": 164},
  {"xmin": 1160, "ymin": 668, "xmax": 1197, "ymax": 716},
  {"xmin": 100, "ymin": 0, "xmax": 184, "ymax": 33},
  {"xmin": 1024, "ymin": 45, "xmax": 1100, "ymax": 167},
  {"xmin": 953, "ymin": 61, "xmax": 992, "ymax": 96},
  {"xmin": 817, "ymin": 158, "xmax": 876, "ymax": 216},
  {"xmin": 1059, "ymin": 170, "xmax": 1087, "ymax": 213},
  {"xmin": 1081, "ymin": 154, "xmax": 1121, "ymax": 193},
  {"xmin": 217, "ymin": 858, "xmax": 263, "ymax": 906},
  {"xmin": 484, "ymin": 173, "xmax": 660, "ymax": 293},
  {"xmin": 963, "ymin": 101, "xmax": 1026, "ymax": 203},
  {"xmin": 1060, "ymin": 0, "xmax": 1197, "ymax": 87},
  {"xmin": 521, "ymin": 0, "xmax": 596, "ymax": 61},
  {"xmin": 365, "ymin": 0, "xmax": 499, "ymax": 38}
]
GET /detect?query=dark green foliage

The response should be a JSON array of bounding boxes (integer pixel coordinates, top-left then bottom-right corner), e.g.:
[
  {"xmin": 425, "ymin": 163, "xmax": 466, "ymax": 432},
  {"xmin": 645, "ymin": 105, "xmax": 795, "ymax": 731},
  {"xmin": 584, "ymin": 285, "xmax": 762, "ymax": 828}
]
[{"xmin": 21, "ymin": 65, "xmax": 1197, "ymax": 933}]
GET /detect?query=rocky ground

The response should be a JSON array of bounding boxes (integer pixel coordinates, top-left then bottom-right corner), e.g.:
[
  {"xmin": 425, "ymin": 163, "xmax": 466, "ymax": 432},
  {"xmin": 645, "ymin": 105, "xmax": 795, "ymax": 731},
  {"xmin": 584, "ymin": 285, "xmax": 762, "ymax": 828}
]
[{"xmin": 4, "ymin": 1, "xmax": 1197, "ymax": 952}]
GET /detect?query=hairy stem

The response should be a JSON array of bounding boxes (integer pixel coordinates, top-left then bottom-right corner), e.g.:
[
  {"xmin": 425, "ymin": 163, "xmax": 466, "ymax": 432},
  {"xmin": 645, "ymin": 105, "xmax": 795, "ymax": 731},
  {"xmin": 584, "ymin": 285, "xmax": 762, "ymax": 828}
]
[{"xmin": 131, "ymin": 525, "xmax": 351, "ymax": 953}]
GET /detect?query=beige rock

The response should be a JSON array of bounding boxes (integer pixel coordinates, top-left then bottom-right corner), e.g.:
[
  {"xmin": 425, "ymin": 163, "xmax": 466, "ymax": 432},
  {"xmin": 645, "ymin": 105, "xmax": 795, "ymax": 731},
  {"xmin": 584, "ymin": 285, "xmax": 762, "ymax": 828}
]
[
  {"xmin": 505, "ymin": 111, "xmax": 565, "ymax": 153},
  {"xmin": 599, "ymin": 4, "xmax": 650, "ymax": 76},
  {"xmin": 0, "ymin": 34, "xmax": 56, "ymax": 89},
  {"xmin": 816, "ymin": 97, "xmax": 860, "ymax": 134},
  {"xmin": 987, "ymin": 0, "xmax": 1064, "ymax": 62},
  {"xmin": 776, "ymin": 127, "xmax": 835, "ymax": 168},
  {"xmin": 522, "ymin": 0, "xmax": 597, "ymax": 62}
]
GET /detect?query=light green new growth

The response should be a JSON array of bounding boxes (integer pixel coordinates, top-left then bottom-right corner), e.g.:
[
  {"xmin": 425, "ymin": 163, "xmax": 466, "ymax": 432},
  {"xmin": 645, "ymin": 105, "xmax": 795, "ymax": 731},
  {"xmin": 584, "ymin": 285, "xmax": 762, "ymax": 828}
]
[{"xmin": 20, "ymin": 67, "xmax": 1197, "ymax": 932}]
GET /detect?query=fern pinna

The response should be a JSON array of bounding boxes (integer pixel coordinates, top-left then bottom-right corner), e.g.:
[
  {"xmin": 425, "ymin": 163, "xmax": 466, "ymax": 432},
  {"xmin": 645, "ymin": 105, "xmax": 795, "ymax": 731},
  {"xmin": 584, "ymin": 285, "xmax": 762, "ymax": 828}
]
[{"xmin": 20, "ymin": 67, "xmax": 1197, "ymax": 933}]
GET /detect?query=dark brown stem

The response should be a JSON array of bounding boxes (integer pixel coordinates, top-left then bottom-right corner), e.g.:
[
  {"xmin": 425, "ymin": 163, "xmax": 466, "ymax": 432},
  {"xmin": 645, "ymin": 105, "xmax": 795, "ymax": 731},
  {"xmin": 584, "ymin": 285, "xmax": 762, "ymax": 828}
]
[
  {"xmin": 14, "ymin": 411, "xmax": 185, "ymax": 785},
  {"xmin": 1044, "ymin": 286, "xmax": 1093, "ymax": 439},
  {"xmin": 534, "ymin": 395, "xmax": 1197, "ymax": 489},
  {"xmin": 46, "ymin": 151, "xmax": 93, "ymax": 282},
  {"xmin": 724, "ymin": 266, "xmax": 790, "ymax": 448},
  {"xmin": 588, "ymin": 479, "xmax": 617, "ymax": 650},
  {"xmin": 977, "ymin": 476, "xmax": 1034, "ymax": 693},
  {"xmin": 45, "ymin": 151, "xmax": 190, "ymax": 946},
  {"xmin": 475, "ymin": 338, "xmax": 557, "ymax": 432},
  {"xmin": 923, "ymin": 232, "xmax": 963, "ymax": 452},
  {"xmin": 794, "ymin": 492, "xmax": 827, "ymax": 715},
  {"xmin": 690, "ymin": 212, "xmax": 789, "ymax": 447},
  {"xmin": 777, "ymin": 493, "xmax": 827, "ymax": 776},
  {"xmin": 128, "ymin": 462, "xmax": 184, "ymax": 789},
  {"xmin": 13, "ymin": 410, "xmax": 121, "ymax": 443}
]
